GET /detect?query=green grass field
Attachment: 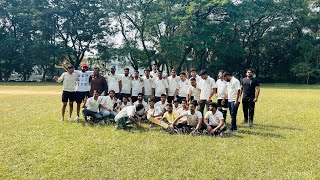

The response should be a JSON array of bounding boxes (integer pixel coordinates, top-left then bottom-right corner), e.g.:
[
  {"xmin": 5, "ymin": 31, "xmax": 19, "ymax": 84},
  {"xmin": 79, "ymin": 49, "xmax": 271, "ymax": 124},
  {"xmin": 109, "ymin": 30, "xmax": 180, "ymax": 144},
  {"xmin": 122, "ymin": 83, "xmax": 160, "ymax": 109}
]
[{"xmin": 0, "ymin": 83, "xmax": 319, "ymax": 179}]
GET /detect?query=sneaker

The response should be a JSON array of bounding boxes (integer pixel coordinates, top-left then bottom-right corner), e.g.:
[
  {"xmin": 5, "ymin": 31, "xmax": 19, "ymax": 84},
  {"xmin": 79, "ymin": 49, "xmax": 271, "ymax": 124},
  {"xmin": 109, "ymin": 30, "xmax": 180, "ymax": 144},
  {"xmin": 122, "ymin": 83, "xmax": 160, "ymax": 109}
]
[
  {"xmin": 74, "ymin": 116, "xmax": 80, "ymax": 122},
  {"xmin": 68, "ymin": 117, "xmax": 72, "ymax": 121},
  {"xmin": 60, "ymin": 118, "xmax": 64, "ymax": 122}
]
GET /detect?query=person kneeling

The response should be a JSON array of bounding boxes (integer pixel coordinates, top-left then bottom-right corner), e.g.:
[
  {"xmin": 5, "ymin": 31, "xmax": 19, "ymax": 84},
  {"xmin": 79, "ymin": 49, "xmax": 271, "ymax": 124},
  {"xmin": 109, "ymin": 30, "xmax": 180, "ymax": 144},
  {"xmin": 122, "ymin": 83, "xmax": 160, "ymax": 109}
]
[
  {"xmin": 114, "ymin": 104, "xmax": 144, "ymax": 129},
  {"xmin": 82, "ymin": 90, "xmax": 103, "ymax": 123},
  {"xmin": 203, "ymin": 102, "xmax": 227, "ymax": 136},
  {"xmin": 170, "ymin": 102, "xmax": 203, "ymax": 135}
]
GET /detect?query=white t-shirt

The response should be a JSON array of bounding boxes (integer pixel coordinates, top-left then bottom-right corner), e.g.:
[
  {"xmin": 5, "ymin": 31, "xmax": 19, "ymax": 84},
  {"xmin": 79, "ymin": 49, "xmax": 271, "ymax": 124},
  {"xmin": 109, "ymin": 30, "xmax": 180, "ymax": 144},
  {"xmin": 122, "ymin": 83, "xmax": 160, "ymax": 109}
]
[
  {"xmin": 121, "ymin": 75, "xmax": 132, "ymax": 94},
  {"xmin": 180, "ymin": 110, "xmax": 202, "ymax": 127},
  {"xmin": 150, "ymin": 71, "xmax": 158, "ymax": 79},
  {"xmin": 177, "ymin": 107, "xmax": 188, "ymax": 121},
  {"xmin": 187, "ymin": 85, "xmax": 199, "ymax": 100},
  {"xmin": 155, "ymin": 101, "xmax": 168, "ymax": 113},
  {"xmin": 100, "ymin": 95, "xmax": 117, "ymax": 110},
  {"xmin": 205, "ymin": 110, "xmax": 225, "ymax": 129},
  {"xmin": 173, "ymin": 104, "xmax": 181, "ymax": 111},
  {"xmin": 197, "ymin": 77, "xmax": 217, "ymax": 100},
  {"xmin": 227, "ymin": 77, "xmax": 241, "ymax": 102},
  {"xmin": 143, "ymin": 76, "xmax": 153, "ymax": 96},
  {"xmin": 105, "ymin": 73, "xmax": 121, "ymax": 93},
  {"xmin": 85, "ymin": 97, "xmax": 102, "ymax": 112},
  {"xmin": 167, "ymin": 76, "xmax": 179, "ymax": 96},
  {"xmin": 177, "ymin": 79, "xmax": 189, "ymax": 97},
  {"xmin": 57, "ymin": 72, "xmax": 78, "ymax": 92},
  {"xmin": 119, "ymin": 102, "xmax": 132, "ymax": 110},
  {"xmin": 216, "ymin": 79, "xmax": 228, "ymax": 99},
  {"xmin": 152, "ymin": 78, "xmax": 168, "ymax": 97},
  {"xmin": 74, "ymin": 70, "xmax": 92, "ymax": 92},
  {"xmin": 147, "ymin": 106, "xmax": 163, "ymax": 119},
  {"xmin": 134, "ymin": 100, "xmax": 148, "ymax": 116},
  {"xmin": 131, "ymin": 79, "xmax": 144, "ymax": 96},
  {"xmin": 115, "ymin": 105, "xmax": 136, "ymax": 121},
  {"xmin": 189, "ymin": 75, "xmax": 202, "ymax": 83}
]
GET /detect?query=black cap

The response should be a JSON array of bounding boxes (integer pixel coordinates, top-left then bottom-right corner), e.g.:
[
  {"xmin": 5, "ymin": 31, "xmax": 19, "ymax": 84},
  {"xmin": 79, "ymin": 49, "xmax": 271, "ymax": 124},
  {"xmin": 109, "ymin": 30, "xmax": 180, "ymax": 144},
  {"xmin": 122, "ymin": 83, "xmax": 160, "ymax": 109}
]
[{"xmin": 199, "ymin": 69, "xmax": 207, "ymax": 75}]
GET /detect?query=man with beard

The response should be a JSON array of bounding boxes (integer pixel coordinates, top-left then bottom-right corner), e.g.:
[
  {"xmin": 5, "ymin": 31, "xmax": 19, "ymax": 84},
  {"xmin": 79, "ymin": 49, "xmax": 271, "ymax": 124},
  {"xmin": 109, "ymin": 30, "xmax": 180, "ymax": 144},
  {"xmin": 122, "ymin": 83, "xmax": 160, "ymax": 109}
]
[
  {"xmin": 152, "ymin": 71, "xmax": 168, "ymax": 102},
  {"xmin": 105, "ymin": 65, "xmax": 121, "ymax": 99},
  {"xmin": 203, "ymin": 102, "xmax": 226, "ymax": 136},
  {"xmin": 197, "ymin": 70, "xmax": 217, "ymax": 117},
  {"xmin": 241, "ymin": 69, "xmax": 260, "ymax": 127},
  {"xmin": 89, "ymin": 66, "xmax": 108, "ymax": 97},
  {"xmin": 120, "ymin": 67, "xmax": 132, "ymax": 100},
  {"xmin": 167, "ymin": 69, "xmax": 179, "ymax": 104},
  {"xmin": 133, "ymin": 93, "xmax": 148, "ymax": 123},
  {"xmin": 143, "ymin": 69, "xmax": 154, "ymax": 102},
  {"xmin": 100, "ymin": 90, "xmax": 118, "ymax": 121},
  {"xmin": 131, "ymin": 70, "xmax": 144, "ymax": 102}
]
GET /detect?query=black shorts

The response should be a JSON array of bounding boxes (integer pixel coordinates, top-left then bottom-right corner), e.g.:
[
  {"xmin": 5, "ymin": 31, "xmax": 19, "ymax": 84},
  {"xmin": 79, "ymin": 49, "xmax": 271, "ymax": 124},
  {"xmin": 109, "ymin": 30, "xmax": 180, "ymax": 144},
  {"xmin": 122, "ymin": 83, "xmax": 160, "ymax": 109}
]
[
  {"xmin": 62, "ymin": 91, "xmax": 76, "ymax": 102},
  {"xmin": 217, "ymin": 99, "xmax": 228, "ymax": 109},
  {"xmin": 75, "ymin": 91, "xmax": 89, "ymax": 103}
]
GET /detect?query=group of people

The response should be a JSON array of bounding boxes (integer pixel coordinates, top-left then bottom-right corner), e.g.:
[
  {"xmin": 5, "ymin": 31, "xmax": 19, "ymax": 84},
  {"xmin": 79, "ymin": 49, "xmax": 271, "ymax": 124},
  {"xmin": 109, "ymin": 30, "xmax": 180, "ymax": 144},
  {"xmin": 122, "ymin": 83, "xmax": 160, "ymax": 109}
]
[{"xmin": 53, "ymin": 62, "xmax": 260, "ymax": 135}]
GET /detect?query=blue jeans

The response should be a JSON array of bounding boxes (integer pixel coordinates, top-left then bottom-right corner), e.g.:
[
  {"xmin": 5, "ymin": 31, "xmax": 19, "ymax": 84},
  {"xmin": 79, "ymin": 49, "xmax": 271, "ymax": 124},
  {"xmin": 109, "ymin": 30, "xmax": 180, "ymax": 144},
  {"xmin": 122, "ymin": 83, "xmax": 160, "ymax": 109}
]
[
  {"xmin": 228, "ymin": 101, "xmax": 239, "ymax": 130},
  {"xmin": 82, "ymin": 108, "xmax": 103, "ymax": 122},
  {"xmin": 100, "ymin": 109, "xmax": 117, "ymax": 119}
]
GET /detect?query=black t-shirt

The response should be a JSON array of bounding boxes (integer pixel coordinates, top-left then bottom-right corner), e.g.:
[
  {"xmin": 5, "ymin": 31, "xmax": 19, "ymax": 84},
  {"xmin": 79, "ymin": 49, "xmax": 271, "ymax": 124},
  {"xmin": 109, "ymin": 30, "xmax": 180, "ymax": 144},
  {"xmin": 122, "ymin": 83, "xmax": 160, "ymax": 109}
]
[{"xmin": 241, "ymin": 78, "xmax": 260, "ymax": 98}]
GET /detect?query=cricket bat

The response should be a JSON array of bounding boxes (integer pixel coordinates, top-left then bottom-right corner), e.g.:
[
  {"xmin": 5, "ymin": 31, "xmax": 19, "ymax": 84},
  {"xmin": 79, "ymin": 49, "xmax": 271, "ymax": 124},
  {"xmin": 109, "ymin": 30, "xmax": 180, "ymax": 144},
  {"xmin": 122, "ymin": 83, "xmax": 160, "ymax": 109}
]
[{"xmin": 148, "ymin": 117, "xmax": 169, "ymax": 129}]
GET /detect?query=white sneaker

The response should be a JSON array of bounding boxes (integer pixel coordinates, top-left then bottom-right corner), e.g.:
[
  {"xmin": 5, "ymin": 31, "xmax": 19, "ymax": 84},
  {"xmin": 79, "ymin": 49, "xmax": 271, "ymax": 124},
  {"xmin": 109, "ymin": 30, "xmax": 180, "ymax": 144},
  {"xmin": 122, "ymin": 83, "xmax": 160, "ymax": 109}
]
[
  {"xmin": 74, "ymin": 116, "xmax": 80, "ymax": 122},
  {"xmin": 68, "ymin": 117, "xmax": 72, "ymax": 121},
  {"xmin": 60, "ymin": 118, "xmax": 64, "ymax": 122}
]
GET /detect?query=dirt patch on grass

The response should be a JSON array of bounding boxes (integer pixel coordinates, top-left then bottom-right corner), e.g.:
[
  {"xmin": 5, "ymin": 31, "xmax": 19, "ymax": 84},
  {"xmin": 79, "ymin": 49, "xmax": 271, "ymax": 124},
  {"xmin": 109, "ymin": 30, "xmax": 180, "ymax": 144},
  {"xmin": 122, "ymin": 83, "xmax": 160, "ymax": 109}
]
[{"xmin": 0, "ymin": 90, "xmax": 61, "ymax": 95}]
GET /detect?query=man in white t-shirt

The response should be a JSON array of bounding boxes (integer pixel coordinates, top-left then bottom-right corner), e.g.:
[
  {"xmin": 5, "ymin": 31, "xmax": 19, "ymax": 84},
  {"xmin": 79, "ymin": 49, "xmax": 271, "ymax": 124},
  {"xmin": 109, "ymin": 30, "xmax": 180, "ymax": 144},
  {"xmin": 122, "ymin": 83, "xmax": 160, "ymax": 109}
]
[
  {"xmin": 133, "ymin": 93, "xmax": 148, "ymax": 123},
  {"xmin": 155, "ymin": 94, "xmax": 168, "ymax": 113},
  {"xmin": 176, "ymin": 71, "xmax": 189, "ymax": 103},
  {"xmin": 53, "ymin": 64, "xmax": 78, "ymax": 122},
  {"xmin": 150, "ymin": 64, "xmax": 158, "ymax": 79},
  {"xmin": 131, "ymin": 70, "xmax": 144, "ymax": 102},
  {"xmin": 152, "ymin": 71, "xmax": 168, "ymax": 102},
  {"xmin": 170, "ymin": 102, "xmax": 203, "ymax": 134},
  {"xmin": 187, "ymin": 77, "xmax": 199, "ymax": 103},
  {"xmin": 100, "ymin": 90, "xmax": 118, "ymax": 120},
  {"xmin": 147, "ymin": 98, "xmax": 163, "ymax": 119},
  {"xmin": 143, "ymin": 69, "xmax": 153, "ymax": 102},
  {"xmin": 190, "ymin": 68, "xmax": 202, "ymax": 83},
  {"xmin": 215, "ymin": 70, "xmax": 228, "ymax": 120},
  {"xmin": 167, "ymin": 69, "xmax": 179, "ymax": 104},
  {"xmin": 114, "ymin": 104, "xmax": 144, "ymax": 129},
  {"xmin": 176, "ymin": 99, "xmax": 188, "ymax": 123},
  {"xmin": 204, "ymin": 102, "xmax": 226, "ymax": 136},
  {"xmin": 82, "ymin": 90, "xmax": 103, "ymax": 123},
  {"xmin": 105, "ymin": 65, "xmax": 121, "ymax": 99},
  {"xmin": 172, "ymin": 99, "xmax": 181, "ymax": 111},
  {"xmin": 120, "ymin": 67, "xmax": 132, "ymax": 100},
  {"xmin": 222, "ymin": 72, "xmax": 241, "ymax": 131},
  {"xmin": 197, "ymin": 70, "xmax": 217, "ymax": 117}
]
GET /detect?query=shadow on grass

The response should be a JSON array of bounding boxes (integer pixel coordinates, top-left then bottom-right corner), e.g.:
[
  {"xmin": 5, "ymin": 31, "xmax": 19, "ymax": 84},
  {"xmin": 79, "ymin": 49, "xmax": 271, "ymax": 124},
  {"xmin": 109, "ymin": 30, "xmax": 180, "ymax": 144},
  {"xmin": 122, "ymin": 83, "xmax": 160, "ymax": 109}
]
[
  {"xmin": 252, "ymin": 124, "xmax": 302, "ymax": 131},
  {"xmin": 238, "ymin": 129, "xmax": 284, "ymax": 139}
]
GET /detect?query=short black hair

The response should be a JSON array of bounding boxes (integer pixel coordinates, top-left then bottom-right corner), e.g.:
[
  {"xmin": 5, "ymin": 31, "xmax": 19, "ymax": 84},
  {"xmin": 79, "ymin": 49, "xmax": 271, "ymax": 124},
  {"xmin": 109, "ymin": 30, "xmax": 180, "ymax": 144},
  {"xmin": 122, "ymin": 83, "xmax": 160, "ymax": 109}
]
[
  {"xmin": 223, "ymin": 72, "xmax": 232, "ymax": 77},
  {"xmin": 144, "ymin": 69, "xmax": 150, "ymax": 72},
  {"xmin": 191, "ymin": 100, "xmax": 198, "ymax": 106},
  {"xmin": 136, "ymin": 104, "xmax": 144, "ymax": 111},
  {"xmin": 134, "ymin": 70, "xmax": 139, "ymax": 73},
  {"xmin": 199, "ymin": 69, "xmax": 208, "ymax": 75},
  {"xmin": 246, "ymin": 68, "xmax": 254, "ymax": 73},
  {"xmin": 190, "ymin": 77, "xmax": 196, "ymax": 81},
  {"xmin": 124, "ymin": 67, "xmax": 129, "ymax": 71},
  {"xmin": 181, "ymin": 99, "xmax": 187, "ymax": 103},
  {"xmin": 149, "ymin": 97, "xmax": 155, "ymax": 102},
  {"xmin": 166, "ymin": 103, "xmax": 173, "ymax": 108},
  {"xmin": 189, "ymin": 101, "xmax": 196, "ymax": 107},
  {"xmin": 161, "ymin": 94, "xmax": 167, "ymax": 97},
  {"xmin": 208, "ymin": 102, "xmax": 219, "ymax": 109},
  {"xmin": 138, "ymin": 93, "xmax": 144, "ymax": 97},
  {"xmin": 109, "ymin": 90, "xmax": 115, "ymax": 93},
  {"xmin": 180, "ymin": 71, "xmax": 186, "ymax": 76},
  {"xmin": 93, "ymin": 90, "xmax": 101, "ymax": 94},
  {"xmin": 190, "ymin": 68, "xmax": 196, "ymax": 72}
]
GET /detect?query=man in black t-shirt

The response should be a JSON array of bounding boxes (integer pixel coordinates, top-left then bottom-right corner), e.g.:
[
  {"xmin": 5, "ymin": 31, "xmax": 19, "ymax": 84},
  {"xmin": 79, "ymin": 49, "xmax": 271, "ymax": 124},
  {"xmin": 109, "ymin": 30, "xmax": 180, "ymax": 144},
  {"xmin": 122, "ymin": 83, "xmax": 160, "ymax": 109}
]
[{"xmin": 240, "ymin": 69, "xmax": 260, "ymax": 127}]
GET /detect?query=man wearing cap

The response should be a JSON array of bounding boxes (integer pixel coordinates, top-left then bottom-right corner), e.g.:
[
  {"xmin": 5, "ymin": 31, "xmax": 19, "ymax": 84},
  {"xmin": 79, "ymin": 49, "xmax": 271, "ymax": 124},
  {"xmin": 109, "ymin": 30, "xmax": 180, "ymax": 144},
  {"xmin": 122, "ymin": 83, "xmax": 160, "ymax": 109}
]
[
  {"xmin": 197, "ymin": 70, "xmax": 217, "ymax": 117},
  {"xmin": 105, "ymin": 65, "xmax": 121, "ymax": 99},
  {"xmin": 222, "ymin": 72, "xmax": 241, "ymax": 132},
  {"xmin": 120, "ymin": 68, "xmax": 132, "ymax": 100},
  {"xmin": 152, "ymin": 71, "xmax": 168, "ymax": 102},
  {"xmin": 142, "ymin": 69, "xmax": 153, "ymax": 102},
  {"xmin": 53, "ymin": 64, "xmax": 78, "ymax": 121},
  {"xmin": 89, "ymin": 66, "xmax": 108, "ymax": 97}
]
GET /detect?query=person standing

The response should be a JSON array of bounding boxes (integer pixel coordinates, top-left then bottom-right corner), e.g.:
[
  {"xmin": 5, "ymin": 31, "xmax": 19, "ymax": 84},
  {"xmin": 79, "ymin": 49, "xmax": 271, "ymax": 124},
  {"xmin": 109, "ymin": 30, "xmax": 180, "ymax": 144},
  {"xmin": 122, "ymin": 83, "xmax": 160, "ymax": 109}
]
[
  {"xmin": 120, "ymin": 68, "xmax": 132, "ymax": 100},
  {"xmin": 131, "ymin": 70, "xmax": 144, "ymax": 102},
  {"xmin": 143, "ymin": 69, "xmax": 154, "ymax": 102},
  {"xmin": 189, "ymin": 68, "xmax": 202, "ymax": 83},
  {"xmin": 53, "ymin": 64, "xmax": 78, "ymax": 121},
  {"xmin": 152, "ymin": 71, "xmax": 168, "ymax": 102},
  {"xmin": 187, "ymin": 77, "xmax": 199, "ymax": 103},
  {"xmin": 197, "ymin": 70, "xmax": 217, "ymax": 117},
  {"xmin": 105, "ymin": 65, "xmax": 121, "ymax": 99},
  {"xmin": 215, "ymin": 70, "xmax": 228, "ymax": 121},
  {"xmin": 89, "ymin": 66, "xmax": 108, "ymax": 97},
  {"xmin": 241, "ymin": 69, "xmax": 260, "ymax": 127},
  {"xmin": 176, "ymin": 71, "xmax": 189, "ymax": 103},
  {"xmin": 222, "ymin": 72, "xmax": 241, "ymax": 132},
  {"xmin": 167, "ymin": 69, "xmax": 179, "ymax": 104}
]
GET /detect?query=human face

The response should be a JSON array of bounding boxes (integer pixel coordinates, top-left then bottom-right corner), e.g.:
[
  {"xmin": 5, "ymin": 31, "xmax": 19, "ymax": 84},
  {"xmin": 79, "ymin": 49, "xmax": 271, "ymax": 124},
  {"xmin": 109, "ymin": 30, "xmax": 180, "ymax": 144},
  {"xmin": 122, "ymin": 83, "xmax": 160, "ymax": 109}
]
[
  {"xmin": 81, "ymin": 66, "xmax": 88, "ymax": 72},
  {"xmin": 123, "ymin": 97, "xmax": 128, "ymax": 102},
  {"xmin": 191, "ymin": 71, "xmax": 197, "ymax": 77},
  {"xmin": 190, "ymin": 80, "xmax": 196, "ymax": 87},
  {"xmin": 167, "ymin": 106, "xmax": 172, "ymax": 113},
  {"xmin": 160, "ymin": 96, "xmax": 166, "ymax": 103},
  {"xmin": 180, "ymin": 74, "xmax": 186, "ymax": 80},
  {"xmin": 224, "ymin": 76, "xmax": 231, "ymax": 82},
  {"xmin": 144, "ymin": 70, "xmax": 150, "ymax": 77},
  {"xmin": 218, "ymin": 72, "xmax": 223, "ymax": 80},
  {"xmin": 149, "ymin": 101, "xmax": 155, "ymax": 107},
  {"xmin": 138, "ymin": 95, "xmax": 143, "ymax": 101},
  {"xmin": 200, "ymin": 74, "xmax": 207, "ymax": 80},
  {"xmin": 152, "ymin": 65, "xmax": 157, "ymax": 72},
  {"xmin": 171, "ymin": 70, "xmax": 176, "ymax": 77},
  {"xmin": 109, "ymin": 91, "xmax": 115, "ymax": 98},
  {"xmin": 181, "ymin": 101, "xmax": 187, "ymax": 108},
  {"xmin": 208, "ymin": 105, "xmax": 214, "ymax": 111},
  {"xmin": 158, "ymin": 72, "xmax": 163, "ymax": 79},
  {"xmin": 111, "ymin": 68, "xmax": 115, "ymax": 73},
  {"xmin": 67, "ymin": 67, "xmax": 74, "ymax": 73},
  {"xmin": 246, "ymin": 70, "xmax": 253, "ymax": 78},
  {"xmin": 189, "ymin": 104, "xmax": 195, "ymax": 113},
  {"xmin": 93, "ymin": 91, "xmax": 100, "ymax": 99},
  {"xmin": 124, "ymin": 69, "xmax": 129, "ymax": 76},
  {"xmin": 134, "ymin": 72, "xmax": 139, "ymax": 78},
  {"xmin": 94, "ymin": 68, "xmax": 99, "ymax": 75}
]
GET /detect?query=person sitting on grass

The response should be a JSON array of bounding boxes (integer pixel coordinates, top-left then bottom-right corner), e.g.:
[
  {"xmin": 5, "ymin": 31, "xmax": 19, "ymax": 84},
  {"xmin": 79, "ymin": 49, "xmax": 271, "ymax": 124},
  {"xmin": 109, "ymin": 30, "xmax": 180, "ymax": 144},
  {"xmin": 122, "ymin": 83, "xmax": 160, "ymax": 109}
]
[
  {"xmin": 114, "ymin": 104, "xmax": 144, "ymax": 129},
  {"xmin": 82, "ymin": 90, "xmax": 103, "ymax": 123},
  {"xmin": 162, "ymin": 104, "xmax": 179, "ymax": 125},
  {"xmin": 100, "ymin": 90, "xmax": 118, "ymax": 122},
  {"xmin": 170, "ymin": 102, "xmax": 203, "ymax": 135},
  {"xmin": 203, "ymin": 102, "xmax": 226, "ymax": 136},
  {"xmin": 147, "ymin": 98, "xmax": 164, "ymax": 127},
  {"xmin": 155, "ymin": 94, "xmax": 168, "ymax": 113},
  {"xmin": 53, "ymin": 64, "xmax": 78, "ymax": 122},
  {"xmin": 133, "ymin": 93, "xmax": 148, "ymax": 123},
  {"xmin": 172, "ymin": 99, "xmax": 181, "ymax": 111},
  {"xmin": 116, "ymin": 96, "xmax": 132, "ymax": 112}
]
